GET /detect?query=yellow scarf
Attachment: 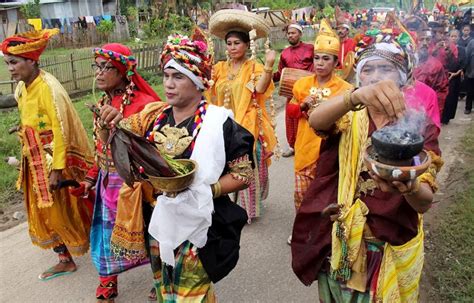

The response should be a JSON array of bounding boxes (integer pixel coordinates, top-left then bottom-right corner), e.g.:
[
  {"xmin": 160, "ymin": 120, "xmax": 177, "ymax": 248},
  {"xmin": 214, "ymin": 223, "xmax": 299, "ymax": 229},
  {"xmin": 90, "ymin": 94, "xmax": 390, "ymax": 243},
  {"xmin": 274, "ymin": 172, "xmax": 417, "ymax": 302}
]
[
  {"xmin": 110, "ymin": 102, "xmax": 168, "ymax": 261},
  {"xmin": 331, "ymin": 110, "xmax": 424, "ymax": 302}
]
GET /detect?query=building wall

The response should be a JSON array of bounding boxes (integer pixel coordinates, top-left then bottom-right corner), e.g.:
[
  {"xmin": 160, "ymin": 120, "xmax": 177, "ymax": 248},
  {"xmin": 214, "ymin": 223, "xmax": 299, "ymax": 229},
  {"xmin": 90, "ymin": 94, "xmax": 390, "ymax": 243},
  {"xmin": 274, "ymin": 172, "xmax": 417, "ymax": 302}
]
[{"xmin": 39, "ymin": 0, "xmax": 116, "ymax": 19}]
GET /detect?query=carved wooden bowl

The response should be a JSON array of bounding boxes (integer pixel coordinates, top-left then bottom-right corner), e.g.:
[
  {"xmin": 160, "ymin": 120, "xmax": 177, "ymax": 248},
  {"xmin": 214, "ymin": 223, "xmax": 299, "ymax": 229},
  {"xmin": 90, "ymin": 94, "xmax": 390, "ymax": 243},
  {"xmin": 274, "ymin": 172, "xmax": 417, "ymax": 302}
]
[{"xmin": 363, "ymin": 145, "xmax": 431, "ymax": 182}]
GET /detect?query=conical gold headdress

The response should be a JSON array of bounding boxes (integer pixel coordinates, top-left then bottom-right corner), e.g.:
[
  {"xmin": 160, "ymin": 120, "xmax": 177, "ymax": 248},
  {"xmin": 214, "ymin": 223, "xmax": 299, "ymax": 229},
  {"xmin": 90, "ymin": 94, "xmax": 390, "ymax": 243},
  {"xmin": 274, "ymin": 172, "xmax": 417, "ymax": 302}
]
[{"xmin": 314, "ymin": 19, "xmax": 340, "ymax": 57}]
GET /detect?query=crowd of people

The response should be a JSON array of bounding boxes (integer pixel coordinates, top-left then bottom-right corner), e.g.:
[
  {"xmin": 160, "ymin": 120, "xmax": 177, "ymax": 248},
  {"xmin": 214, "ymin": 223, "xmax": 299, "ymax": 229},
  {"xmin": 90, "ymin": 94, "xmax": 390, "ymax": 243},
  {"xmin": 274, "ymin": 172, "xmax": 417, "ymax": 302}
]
[{"xmin": 1, "ymin": 3, "xmax": 473, "ymax": 302}]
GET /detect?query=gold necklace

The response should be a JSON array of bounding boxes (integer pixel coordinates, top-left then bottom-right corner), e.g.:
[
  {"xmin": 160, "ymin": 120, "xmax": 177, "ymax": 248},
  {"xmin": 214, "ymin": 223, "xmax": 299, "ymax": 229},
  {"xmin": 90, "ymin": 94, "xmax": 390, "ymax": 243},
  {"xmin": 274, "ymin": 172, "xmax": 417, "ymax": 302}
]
[{"xmin": 224, "ymin": 60, "xmax": 247, "ymax": 109}]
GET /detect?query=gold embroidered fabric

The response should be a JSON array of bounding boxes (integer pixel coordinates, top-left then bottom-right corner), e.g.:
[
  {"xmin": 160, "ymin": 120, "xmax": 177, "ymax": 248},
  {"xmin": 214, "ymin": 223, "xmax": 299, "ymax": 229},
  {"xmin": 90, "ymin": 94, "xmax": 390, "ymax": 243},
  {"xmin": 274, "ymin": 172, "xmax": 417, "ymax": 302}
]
[
  {"xmin": 418, "ymin": 150, "xmax": 443, "ymax": 192},
  {"xmin": 152, "ymin": 125, "xmax": 193, "ymax": 158},
  {"xmin": 228, "ymin": 154, "xmax": 254, "ymax": 185}
]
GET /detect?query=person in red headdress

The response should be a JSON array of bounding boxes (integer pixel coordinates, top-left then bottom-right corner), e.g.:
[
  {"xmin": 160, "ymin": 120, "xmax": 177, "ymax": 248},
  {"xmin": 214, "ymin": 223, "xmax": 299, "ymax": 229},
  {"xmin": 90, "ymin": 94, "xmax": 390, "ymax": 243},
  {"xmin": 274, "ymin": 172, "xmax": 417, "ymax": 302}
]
[
  {"xmin": 92, "ymin": 31, "xmax": 254, "ymax": 302},
  {"xmin": 82, "ymin": 43, "xmax": 160, "ymax": 302},
  {"xmin": 2, "ymin": 29, "xmax": 94, "ymax": 281}
]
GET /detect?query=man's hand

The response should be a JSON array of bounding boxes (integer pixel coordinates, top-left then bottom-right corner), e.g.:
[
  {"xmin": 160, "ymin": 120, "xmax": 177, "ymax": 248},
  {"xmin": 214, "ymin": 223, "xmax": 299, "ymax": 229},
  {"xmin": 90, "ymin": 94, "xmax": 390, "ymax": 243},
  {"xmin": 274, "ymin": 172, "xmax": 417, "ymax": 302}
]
[
  {"xmin": 99, "ymin": 105, "xmax": 123, "ymax": 128},
  {"xmin": 351, "ymin": 79, "xmax": 405, "ymax": 122},
  {"xmin": 80, "ymin": 181, "xmax": 94, "ymax": 198},
  {"xmin": 368, "ymin": 171, "xmax": 418, "ymax": 195},
  {"xmin": 321, "ymin": 203, "xmax": 342, "ymax": 221},
  {"xmin": 49, "ymin": 169, "xmax": 64, "ymax": 192}
]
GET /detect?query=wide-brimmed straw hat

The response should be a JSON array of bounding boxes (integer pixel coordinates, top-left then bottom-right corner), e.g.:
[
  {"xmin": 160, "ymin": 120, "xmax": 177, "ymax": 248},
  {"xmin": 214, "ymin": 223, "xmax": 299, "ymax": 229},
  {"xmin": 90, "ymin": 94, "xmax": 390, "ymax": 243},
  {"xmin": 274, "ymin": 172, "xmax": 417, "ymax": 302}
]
[{"xmin": 209, "ymin": 9, "xmax": 270, "ymax": 40}]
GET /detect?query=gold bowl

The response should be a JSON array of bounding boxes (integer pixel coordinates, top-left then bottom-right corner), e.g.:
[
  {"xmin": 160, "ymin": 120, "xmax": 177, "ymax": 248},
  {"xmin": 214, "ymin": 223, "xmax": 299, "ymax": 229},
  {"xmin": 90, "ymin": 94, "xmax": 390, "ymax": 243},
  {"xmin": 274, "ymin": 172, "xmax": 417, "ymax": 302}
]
[{"xmin": 147, "ymin": 159, "xmax": 198, "ymax": 194}]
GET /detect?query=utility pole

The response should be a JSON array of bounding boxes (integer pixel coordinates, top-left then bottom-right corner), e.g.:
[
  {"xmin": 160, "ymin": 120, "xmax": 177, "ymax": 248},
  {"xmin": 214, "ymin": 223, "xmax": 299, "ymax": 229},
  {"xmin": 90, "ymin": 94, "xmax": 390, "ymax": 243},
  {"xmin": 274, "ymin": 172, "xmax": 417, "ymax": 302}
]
[{"xmin": 116, "ymin": 0, "xmax": 121, "ymax": 16}]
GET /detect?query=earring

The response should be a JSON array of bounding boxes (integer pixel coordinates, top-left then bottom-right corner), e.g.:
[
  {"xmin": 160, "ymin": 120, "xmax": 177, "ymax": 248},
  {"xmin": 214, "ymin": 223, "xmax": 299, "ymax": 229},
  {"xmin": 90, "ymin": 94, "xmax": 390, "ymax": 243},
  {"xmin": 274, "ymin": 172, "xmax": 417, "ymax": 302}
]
[{"xmin": 225, "ymin": 50, "xmax": 230, "ymax": 62}]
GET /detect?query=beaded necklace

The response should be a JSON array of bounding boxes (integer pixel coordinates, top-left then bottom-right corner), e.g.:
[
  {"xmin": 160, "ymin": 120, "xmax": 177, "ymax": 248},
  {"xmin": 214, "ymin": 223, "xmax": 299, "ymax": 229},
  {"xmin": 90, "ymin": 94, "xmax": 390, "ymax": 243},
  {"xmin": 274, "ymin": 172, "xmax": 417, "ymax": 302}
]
[
  {"xmin": 92, "ymin": 82, "xmax": 134, "ymax": 157},
  {"xmin": 147, "ymin": 99, "xmax": 208, "ymax": 153},
  {"xmin": 223, "ymin": 59, "xmax": 248, "ymax": 109}
]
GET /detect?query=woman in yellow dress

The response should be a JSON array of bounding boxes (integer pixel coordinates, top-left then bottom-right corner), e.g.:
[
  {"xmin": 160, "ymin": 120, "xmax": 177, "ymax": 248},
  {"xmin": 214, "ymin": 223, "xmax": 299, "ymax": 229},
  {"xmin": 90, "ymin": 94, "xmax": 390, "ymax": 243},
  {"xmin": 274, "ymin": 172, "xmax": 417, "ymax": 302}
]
[
  {"xmin": 208, "ymin": 10, "xmax": 278, "ymax": 221},
  {"xmin": 286, "ymin": 20, "xmax": 352, "ymax": 244}
]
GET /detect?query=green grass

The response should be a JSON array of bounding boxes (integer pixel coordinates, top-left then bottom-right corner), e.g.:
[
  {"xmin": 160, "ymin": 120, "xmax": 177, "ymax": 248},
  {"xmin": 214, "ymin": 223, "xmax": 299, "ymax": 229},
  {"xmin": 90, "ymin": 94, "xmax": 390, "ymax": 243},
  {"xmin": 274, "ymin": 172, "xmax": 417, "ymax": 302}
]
[
  {"xmin": 426, "ymin": 123, "xmax": 474, "ymax": 302},
  {"xmin": 0, "ymin": 97, "xmax": 94, "ymax": 208},
  {"xmin": 0, "ymin": 82, "xmax": 166, "ymax": 208}
]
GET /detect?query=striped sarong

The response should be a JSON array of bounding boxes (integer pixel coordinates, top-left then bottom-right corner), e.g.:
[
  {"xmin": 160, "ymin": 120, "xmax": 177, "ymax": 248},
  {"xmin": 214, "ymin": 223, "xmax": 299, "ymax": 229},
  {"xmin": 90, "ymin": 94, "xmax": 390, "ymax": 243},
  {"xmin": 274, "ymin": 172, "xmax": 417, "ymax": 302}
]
[
  {"xmin": 150, "ymin": 238, "xmax": 215, "ymax": 302},
  {"xmin": 90, "ymin": 170, "xmax": 149, "ymax": 276},
  {"xmin": 237, "ymin": 139, "xmax": 269, "ymax": 222}
]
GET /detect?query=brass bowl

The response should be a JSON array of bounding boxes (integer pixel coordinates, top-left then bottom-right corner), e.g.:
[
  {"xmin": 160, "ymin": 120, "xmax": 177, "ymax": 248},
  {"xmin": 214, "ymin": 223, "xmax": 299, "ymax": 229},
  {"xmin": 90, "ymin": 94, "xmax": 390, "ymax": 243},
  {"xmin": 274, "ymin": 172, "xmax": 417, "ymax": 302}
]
[
  {"xmin": 363, "ymin": 145, "xmax": 431, "ymax": 182},
  {"xmin": 147, "ymin": 159, "xmax": 198, "ymax": 194}
]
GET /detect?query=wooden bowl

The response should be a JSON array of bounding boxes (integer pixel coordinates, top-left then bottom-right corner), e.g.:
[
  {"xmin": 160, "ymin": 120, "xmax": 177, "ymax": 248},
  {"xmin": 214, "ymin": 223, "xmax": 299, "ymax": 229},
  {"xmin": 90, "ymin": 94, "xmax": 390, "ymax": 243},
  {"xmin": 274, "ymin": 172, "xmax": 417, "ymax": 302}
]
[
  {"xmin": 363, "ymin": 145, "xmax": 431, "ymax": 182},
  {"xmin": 147, "ymin": 159, "xmax": 198, "ymax": 194}
]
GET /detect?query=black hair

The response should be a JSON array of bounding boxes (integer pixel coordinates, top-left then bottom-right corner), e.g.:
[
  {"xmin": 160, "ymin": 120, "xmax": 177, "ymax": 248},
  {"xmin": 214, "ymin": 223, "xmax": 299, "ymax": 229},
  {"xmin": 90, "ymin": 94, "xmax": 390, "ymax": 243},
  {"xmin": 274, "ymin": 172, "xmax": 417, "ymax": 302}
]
[
  {"xmin": 225, "ymin": 31, "xmax": 250, "ymax": 44},
  {"xmin": 5, "ymin": 41, "xmax": 39, "ymax": 66},
  {"xmin": 7, "ymin": 41, "xmax": 25, "ymax": 47}
]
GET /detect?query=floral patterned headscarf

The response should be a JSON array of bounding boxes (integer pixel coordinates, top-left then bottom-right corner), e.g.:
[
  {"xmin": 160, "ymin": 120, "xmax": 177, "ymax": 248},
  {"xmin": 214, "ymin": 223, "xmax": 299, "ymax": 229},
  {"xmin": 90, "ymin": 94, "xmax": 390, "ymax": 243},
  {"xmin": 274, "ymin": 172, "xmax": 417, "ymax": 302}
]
[{"xmin": 354, "ymin": 28, "xmax": 416, "ymax": 86}]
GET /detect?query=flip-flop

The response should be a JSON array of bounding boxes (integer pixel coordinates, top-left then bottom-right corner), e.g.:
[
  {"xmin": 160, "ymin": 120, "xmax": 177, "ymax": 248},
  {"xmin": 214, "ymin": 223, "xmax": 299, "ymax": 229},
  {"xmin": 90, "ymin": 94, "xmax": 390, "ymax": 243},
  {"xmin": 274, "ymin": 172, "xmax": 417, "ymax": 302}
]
[
  {"xmin": 148, "ymin": 287, "xmax": 157, "ymax": 301},
  {"xmin": 38, "ymin": 267, "xmax": 77, "ymax": 281}
]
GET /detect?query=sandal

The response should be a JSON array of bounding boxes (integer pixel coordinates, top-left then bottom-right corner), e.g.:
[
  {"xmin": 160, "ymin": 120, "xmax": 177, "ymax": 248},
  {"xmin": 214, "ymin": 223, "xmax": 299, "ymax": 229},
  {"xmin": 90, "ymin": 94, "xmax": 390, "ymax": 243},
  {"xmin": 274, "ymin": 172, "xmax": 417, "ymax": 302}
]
[
  {"xmin": 38, "ymin": 261, "xmax": 77, "ymax": 281},
  {"xmin": 96, "ymin": 277, "xmax": 118, "ymax": 302},
  {"xmin": 148, "ymin": 287, "xmax": 157, "ymax": 301}
]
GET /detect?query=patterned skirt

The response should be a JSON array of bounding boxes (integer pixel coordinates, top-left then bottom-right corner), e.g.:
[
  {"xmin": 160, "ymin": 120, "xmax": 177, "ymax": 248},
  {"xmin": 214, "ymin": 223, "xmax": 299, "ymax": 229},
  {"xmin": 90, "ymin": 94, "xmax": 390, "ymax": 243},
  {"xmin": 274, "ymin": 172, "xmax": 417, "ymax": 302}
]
[
  {"xmin": 318, "ymin": 241, "xmax": 384, "ymax": 303},
  {"xmin": 149, "ymin": 238, "xmax": 215, "ymax": 302},
  {"xmin": 90, "ymin": 170, "xmax": 149, "ymax": 277},
  {"xmin": 294, "ymin": 162, "xmax": 317, "ymax": 210},
  {"xmin": 237, "ymin": 138, "xmax": 269, "ymax": 222}
]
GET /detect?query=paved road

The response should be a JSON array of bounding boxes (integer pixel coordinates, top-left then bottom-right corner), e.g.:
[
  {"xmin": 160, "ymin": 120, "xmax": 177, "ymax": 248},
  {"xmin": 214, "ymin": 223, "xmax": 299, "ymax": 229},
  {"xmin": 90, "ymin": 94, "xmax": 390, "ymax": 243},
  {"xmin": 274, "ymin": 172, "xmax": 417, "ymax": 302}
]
[
  {"xmin": 0, "ymin": 111, "xmax": 318, "ymax": 303},
  {"xmin": 1, "ymin": 105, "xmax": 472, "ymax": 303}
]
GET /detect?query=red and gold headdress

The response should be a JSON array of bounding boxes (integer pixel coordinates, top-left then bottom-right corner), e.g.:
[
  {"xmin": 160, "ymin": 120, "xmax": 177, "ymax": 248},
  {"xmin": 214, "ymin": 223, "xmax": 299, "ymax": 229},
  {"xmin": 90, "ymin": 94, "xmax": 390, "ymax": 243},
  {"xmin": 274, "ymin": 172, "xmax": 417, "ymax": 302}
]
[
  {"xmin": 160, "ymin": 27, "xmax": 212, "ymax": 90},
  {"xmin": 1, "ymin": 29, "xmax": 59, "ymax": 61}
]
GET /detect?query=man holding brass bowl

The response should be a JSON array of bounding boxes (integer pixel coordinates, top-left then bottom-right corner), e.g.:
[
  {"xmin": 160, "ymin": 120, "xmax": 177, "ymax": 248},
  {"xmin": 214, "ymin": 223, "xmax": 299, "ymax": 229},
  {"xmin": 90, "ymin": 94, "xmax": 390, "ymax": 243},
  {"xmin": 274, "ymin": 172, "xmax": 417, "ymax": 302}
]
[
  {"xmin": 96, "ymin": 30, "xmax": 255, "ymax": 302},
  {"xmin": 291, "ymin": 19, "xmax": 443, "ymax": 302}
]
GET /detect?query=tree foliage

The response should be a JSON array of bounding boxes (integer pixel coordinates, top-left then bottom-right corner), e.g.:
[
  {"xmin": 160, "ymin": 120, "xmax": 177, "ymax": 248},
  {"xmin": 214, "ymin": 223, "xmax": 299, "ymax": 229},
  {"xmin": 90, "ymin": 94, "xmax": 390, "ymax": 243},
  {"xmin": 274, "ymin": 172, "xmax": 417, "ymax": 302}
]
[
  {"xmin": 256, "ymin": 0, "xmax": 353, "ymax": 10},
  {"xmin": 143, "ymin": 13, "xmax": 193, "ymax": 39},
  {"xmin": 97, "ymin": 20, "xmax": 115, "ymax": 41},
  {"xmin": 20, "ymin": 0, "xmax": 41, "ymax": 19}
]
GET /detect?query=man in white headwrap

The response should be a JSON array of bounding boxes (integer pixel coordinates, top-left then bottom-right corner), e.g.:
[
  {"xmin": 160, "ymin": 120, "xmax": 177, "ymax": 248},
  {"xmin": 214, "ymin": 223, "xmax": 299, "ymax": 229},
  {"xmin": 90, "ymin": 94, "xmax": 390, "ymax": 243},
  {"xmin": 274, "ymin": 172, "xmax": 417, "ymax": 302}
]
[{"xmin": 273, "ymin": 23, "xmax": 315, "ymax": 157}]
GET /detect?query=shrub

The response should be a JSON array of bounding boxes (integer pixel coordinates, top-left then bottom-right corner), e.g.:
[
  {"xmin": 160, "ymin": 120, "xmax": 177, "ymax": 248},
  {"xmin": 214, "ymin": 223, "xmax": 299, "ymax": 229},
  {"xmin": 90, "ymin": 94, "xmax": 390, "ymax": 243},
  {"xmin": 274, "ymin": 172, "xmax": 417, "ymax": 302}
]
[{"xmin": 20, "ymin": 0, "xmax": 41, "ymax": 19}]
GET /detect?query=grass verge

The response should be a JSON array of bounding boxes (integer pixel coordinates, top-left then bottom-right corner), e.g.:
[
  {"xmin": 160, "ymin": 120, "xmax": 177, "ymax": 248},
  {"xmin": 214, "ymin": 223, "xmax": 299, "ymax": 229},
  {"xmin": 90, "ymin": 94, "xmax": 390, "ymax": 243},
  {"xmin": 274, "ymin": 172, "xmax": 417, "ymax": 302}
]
[{"xmin": 425, "ymin": 122, "xmax": 474, "ymax": 302}]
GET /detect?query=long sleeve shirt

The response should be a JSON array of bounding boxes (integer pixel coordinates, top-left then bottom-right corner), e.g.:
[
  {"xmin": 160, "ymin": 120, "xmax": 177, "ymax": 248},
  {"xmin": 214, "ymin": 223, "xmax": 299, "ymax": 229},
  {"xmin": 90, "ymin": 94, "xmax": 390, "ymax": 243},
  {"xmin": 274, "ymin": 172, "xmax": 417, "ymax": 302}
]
[
  {"xmin": 465, "ymin": 39, "xmax": 474, "ymax": 79},
  {"xmin": 273, "ymin": 42, "xmax": 314, "ymax": 82},
  {"xmin": 414, "ymin": 56, "xmax": 449, "ymax": 115},
  {"xmin": 338, "ymin": 37, "xmax": 356, "ymax": 67},
  {"xmin": 18, "ymin": 74, "xmax": 66, "ymax": 170}
]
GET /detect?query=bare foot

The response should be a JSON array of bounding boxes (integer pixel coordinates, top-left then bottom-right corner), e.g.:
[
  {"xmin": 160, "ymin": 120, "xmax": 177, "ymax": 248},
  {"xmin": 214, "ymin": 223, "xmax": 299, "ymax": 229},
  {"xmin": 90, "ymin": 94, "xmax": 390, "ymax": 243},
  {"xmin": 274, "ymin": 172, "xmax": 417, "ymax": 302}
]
[{"xmin": 39, "ymin": 260, "xmax": 77, "ymax": 280}]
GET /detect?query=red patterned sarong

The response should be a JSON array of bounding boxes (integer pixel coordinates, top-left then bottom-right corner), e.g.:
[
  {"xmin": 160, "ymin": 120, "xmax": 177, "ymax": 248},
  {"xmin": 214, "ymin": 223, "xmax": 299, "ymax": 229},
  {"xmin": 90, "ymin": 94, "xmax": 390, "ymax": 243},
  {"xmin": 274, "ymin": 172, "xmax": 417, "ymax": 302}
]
[{"xmin": 285, "ymin": 98, "xmax": 299, "ymax": 148}]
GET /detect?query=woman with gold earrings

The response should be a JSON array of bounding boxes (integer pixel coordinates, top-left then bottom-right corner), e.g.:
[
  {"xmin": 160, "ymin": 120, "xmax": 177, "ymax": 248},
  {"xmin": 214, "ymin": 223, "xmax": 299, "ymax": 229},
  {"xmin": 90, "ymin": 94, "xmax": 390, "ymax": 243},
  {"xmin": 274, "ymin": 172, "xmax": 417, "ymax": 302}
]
[
  {"xmin": 285, "ymin": 19, "xmax": 352, "ymax": 244},
  {"xmin": 208, "ymin": 10, "xmax": 279, "ymax": 222}
]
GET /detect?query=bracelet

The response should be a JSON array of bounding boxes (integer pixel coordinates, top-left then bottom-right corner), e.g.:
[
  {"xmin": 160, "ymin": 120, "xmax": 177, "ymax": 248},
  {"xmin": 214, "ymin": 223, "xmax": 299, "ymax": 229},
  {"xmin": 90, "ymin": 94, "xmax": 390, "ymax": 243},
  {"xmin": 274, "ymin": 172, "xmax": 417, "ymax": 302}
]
[
  {"xmin": 263, "ymin": 66, "xmax": 273, "ymax": 73},
  {"xmin": 211, "ymin": 181, "xmax": 222, "ymax": 198},
  {"xmin": 307, "ymin": 102, "xmax": 320, "ymax": 116},
  {"xmin": 343, "ymin": 90, "xmax": 354, "ymax": 111},
  {"xmin": 343, "ymin": 88, "xmax": 366, "ymax": 112}
]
